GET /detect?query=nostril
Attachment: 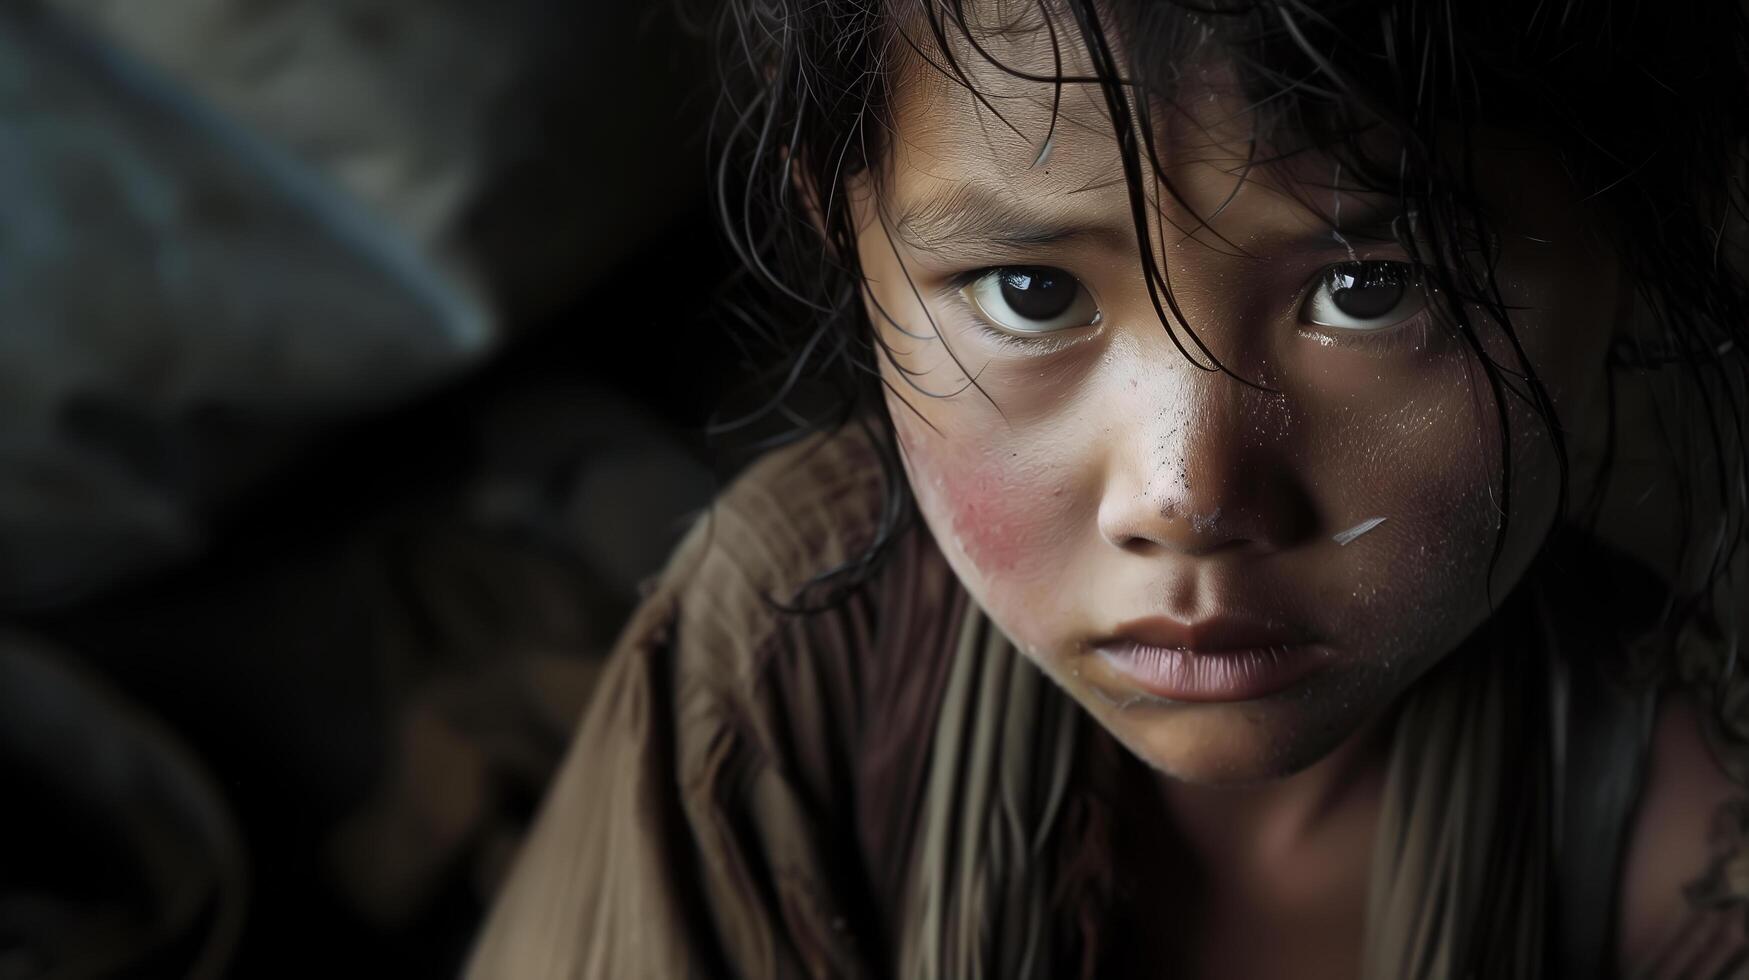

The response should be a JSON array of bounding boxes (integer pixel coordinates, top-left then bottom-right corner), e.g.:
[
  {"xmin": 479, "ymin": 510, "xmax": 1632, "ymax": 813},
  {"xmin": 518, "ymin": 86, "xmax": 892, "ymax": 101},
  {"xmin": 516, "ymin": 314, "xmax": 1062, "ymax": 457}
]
[
  {"xmin": 1183, "ymin": 536, "xmax": 1257, "ymax": 558},
  {"xmin": 1117, "ymin": 529, "xmax": 1254, "ymax": 558}
]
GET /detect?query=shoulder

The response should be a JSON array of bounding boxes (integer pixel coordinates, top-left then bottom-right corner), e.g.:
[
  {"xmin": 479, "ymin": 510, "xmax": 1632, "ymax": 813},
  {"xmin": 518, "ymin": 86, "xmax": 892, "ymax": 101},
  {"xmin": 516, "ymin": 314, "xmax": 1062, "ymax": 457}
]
[
  {"xmin": 468, "ymin": 424, "xmax": 927, "ymax": 978},
  {"xmin": 1616, "ymin": 687, "xmax": 1749, "ymax": 978},
  {"xmin": 624, "ymin": 418, "xmax": 973, "ymax": 795},
  {"xmin": 652, "ymin": 421, "xmax": 894, "ymax": 681}
]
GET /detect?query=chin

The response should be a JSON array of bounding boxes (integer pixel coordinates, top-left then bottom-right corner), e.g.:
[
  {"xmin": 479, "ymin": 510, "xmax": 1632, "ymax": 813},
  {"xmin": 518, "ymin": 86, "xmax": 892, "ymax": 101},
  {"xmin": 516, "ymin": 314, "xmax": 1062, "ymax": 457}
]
[{"xmin": 1092, "ymin": 695, "xmax": 1368, "ymax": 786}]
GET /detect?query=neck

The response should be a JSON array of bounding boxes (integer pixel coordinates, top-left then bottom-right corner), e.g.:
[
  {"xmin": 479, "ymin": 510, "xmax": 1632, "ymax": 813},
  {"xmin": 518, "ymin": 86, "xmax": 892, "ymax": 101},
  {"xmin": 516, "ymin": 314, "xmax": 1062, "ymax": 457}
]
[{"xmin": 1156, "ymin": 710, "xmax": 1394, "ymax": 875}]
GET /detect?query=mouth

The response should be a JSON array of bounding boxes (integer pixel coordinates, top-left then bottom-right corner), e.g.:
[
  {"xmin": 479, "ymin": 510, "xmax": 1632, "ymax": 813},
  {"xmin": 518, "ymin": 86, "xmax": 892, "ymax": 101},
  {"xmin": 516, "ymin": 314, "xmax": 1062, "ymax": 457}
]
[{"xmin": 1088, "ymin": 615, "xmax": 1329, "ymax": 703}]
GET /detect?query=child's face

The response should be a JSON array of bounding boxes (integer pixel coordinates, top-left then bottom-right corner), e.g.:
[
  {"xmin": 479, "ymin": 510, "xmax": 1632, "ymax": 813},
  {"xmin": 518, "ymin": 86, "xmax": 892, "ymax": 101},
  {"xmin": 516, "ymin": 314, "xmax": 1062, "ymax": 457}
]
[{"xmin": 852, "ymin": 21, "xmax": 1624, "ymax": 783}]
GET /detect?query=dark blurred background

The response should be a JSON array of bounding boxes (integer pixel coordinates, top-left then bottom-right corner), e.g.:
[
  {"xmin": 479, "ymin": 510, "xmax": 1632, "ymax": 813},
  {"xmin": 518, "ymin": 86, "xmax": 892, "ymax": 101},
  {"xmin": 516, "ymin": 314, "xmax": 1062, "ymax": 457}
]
[{"xmin": 0, "ymin": 2, "xmax": 744, "ymax": 976}]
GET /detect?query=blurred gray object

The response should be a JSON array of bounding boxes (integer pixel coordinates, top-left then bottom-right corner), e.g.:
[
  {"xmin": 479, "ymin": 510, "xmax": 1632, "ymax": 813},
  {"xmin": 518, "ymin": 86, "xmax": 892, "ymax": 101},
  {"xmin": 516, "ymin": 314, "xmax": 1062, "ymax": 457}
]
[
  {"xmin": 46, "ymin": 0, "xmax": 526, "ymax": 257},
  {"xmin": 46, "ymin": 0, "xmax": 711, "ymax": 318},
  {"xmin": 0, "ymin": 2, "xmax": 493, "ymax": 609},
  {"xmin": 0, "ymin": 0, "xmax": 709, "ymax": 611}
]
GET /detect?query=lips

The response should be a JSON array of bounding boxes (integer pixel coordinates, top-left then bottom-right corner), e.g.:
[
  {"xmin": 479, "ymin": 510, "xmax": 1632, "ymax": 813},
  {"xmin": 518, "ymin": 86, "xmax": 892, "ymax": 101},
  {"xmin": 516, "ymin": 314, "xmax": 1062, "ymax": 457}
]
[
  {"xmin": 1094, "ymin": 615, "xmax": 1315, "ymax": 653},
  {"xmin": 1088, "ymin": 615, "xmax": 1328, "ymax": 702}
]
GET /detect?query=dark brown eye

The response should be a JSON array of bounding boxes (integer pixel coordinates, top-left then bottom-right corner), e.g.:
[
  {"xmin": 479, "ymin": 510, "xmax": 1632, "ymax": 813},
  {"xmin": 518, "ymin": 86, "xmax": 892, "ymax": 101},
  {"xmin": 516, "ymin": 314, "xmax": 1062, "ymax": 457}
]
[
  {"xmin": 1302, "ymin": 261, "xmax": 1423, "ymax": 331},
  {"xmin": 967, "ymin": 266, "xmax": 1100, "ymax": 336},
  {"xmin": 999, "ymin": 268, "xmax": 1078, "ymax": 320}
]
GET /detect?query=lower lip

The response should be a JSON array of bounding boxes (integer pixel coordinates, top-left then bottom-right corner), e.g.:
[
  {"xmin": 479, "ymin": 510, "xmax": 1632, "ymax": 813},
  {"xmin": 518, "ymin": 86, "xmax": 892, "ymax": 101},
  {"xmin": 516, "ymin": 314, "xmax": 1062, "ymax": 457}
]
[{"xmin": 1093, "ymin": 642, "xmax": 1329, "ymax": 703}]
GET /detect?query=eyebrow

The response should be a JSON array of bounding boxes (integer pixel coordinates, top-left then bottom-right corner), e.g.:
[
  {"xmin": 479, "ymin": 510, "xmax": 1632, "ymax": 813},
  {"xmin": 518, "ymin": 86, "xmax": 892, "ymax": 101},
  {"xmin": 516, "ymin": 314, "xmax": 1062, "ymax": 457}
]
[
  {"xmin": 891, "ymin": 183, "xmax": 1133, "ymax": 259},
  {"xmin": 892, "ymin": 180, "xmax": 1411, "ymax": 262}
]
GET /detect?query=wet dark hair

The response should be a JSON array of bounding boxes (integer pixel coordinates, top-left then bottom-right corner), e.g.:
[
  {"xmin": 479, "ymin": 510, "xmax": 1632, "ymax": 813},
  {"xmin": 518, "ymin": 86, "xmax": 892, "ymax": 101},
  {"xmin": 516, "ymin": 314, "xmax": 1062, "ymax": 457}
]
[{"xmin": 701, "ymin": 0, "xmax": 1749, "ymax": 629}]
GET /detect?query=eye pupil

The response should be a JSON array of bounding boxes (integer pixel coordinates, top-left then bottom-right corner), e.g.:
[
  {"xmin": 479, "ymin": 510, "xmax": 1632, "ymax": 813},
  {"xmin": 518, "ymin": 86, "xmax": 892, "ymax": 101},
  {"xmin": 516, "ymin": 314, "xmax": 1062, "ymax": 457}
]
[
  {"xmin": 999, "ymin": 266, "xmax": 1077, "ymax": 320},
  {"xmin": 1329, "ymin": 263, "xmax": 1408, "ymax": 319}
]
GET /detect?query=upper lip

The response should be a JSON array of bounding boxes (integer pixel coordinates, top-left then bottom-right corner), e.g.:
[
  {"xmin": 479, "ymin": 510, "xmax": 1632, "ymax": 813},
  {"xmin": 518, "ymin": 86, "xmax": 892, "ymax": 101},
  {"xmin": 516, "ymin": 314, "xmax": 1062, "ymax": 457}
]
[{"xmin": 1094, "ymin": 615, "xmax": 1314, "ymax": 653}]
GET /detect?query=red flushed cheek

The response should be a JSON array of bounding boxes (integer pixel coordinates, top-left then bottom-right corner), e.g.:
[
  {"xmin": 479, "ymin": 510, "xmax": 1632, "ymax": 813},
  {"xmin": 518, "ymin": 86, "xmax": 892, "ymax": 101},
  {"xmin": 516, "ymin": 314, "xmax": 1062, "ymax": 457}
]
[
  {"xmin": 940, "ymin": 461, "xmax": 1034, "ymax": 578},
  {"xmin": 889, "ymin": 402, "xmax": 1084, "ymax": 602},
  {"xmin": 918, "ymin": 449, "xmax": 1079, "ymax": 585}
]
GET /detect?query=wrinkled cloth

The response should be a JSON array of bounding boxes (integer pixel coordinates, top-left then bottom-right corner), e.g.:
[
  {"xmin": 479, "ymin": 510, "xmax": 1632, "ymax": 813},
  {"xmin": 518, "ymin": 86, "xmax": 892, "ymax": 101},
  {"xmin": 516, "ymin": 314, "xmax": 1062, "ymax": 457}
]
[{"xmin": 468, "ymin": 423, "xmax": 1744, "ymax": 978}]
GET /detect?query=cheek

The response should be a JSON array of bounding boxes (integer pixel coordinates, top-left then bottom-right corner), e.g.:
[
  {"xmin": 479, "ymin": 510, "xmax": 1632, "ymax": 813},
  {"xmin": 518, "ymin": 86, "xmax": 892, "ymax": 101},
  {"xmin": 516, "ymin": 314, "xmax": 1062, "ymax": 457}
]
[
  {"xmin": 893, "ymin": 407, "xmax": 1088, "ymax": 605},
  {"xmin": 1288, "ymin": 347, "xmax": 1502, "ymax": 615},
  {"xmin": 1312, "ymin": 365, "xmax": 1527, "ymax": 670},
  {"xmin": 912, "ymin": 446, "xmax": 1080, "ymax": 581},
  {"xmin": 938, "ymin": 461, "xmax": 1037, "ymax": 578}
]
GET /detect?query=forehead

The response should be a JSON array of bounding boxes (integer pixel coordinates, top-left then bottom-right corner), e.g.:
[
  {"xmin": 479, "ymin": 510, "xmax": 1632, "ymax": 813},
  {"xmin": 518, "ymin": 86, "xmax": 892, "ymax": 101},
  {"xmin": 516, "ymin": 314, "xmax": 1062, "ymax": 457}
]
[
  {"xmin": 880, "ymin": 10, "xmax": 1352, "ymax": 245},
  {"xmin": 872, "ymin": 4, "xmax": 1596, "ymax": 262}
]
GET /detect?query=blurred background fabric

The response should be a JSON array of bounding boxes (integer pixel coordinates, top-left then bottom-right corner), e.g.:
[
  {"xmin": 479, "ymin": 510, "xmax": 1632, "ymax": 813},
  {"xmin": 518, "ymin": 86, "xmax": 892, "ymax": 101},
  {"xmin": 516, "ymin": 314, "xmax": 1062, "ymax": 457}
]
[
  {"xmin": 0, "ymin": 0, "xmax": 735, "ymax": 975},
  {"xmin": 0, "ymin": 0, "xmax": 490, "ymax": 610}
]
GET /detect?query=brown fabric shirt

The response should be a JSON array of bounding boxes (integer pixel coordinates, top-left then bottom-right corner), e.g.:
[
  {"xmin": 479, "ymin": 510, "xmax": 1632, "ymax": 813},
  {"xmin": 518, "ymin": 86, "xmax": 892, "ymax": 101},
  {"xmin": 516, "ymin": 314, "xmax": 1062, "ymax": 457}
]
[{"xmin": 466, "ymin": 427, "xmax": 964, "ymax": 978}]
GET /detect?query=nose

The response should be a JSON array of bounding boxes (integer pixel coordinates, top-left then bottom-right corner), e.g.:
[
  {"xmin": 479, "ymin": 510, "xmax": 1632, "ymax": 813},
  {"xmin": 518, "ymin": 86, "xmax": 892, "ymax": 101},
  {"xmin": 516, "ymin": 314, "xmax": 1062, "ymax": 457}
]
[{"xmin": 1096, "ymin": 372, "xmax": 1315, "ymax": 557}]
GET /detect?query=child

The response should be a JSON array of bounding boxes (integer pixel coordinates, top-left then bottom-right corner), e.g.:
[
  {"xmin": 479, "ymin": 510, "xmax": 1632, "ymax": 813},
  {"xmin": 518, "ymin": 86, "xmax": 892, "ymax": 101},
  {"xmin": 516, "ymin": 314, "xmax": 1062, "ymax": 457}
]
[{"xmin": 469, "ymin": 0, "xmax": 1749, "ymax": 976}]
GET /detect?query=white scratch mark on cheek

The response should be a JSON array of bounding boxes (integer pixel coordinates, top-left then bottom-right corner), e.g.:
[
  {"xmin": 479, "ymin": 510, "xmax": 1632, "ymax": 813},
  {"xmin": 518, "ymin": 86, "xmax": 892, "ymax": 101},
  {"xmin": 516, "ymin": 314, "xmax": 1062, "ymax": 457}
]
[
  {"xmin": 1333, "ymin": 516, "xmax": 1388, "ymax": 546},
  {"xmin": 1031, "ymin": 133, "xmax": 1055, "ymax": 169}
]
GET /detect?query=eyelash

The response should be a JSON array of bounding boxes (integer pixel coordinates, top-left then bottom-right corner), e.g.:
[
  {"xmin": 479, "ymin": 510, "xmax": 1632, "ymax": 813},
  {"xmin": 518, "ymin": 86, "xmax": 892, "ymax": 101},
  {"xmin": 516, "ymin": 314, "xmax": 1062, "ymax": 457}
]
[
  {"xmin": 944, "ymin": 268, "xmax": 1095, "ymax": 355},
  {"xmin": 1301, "ymin": 310, "xmax": 1437, "ymax": 356},
  {"xmin": 1293, "ymin": 265, "xmax": 1442, "ymax": 356},
  {"xmin": 947, "ymin": 263, "xmax": 1442, "ymax": 356}
]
